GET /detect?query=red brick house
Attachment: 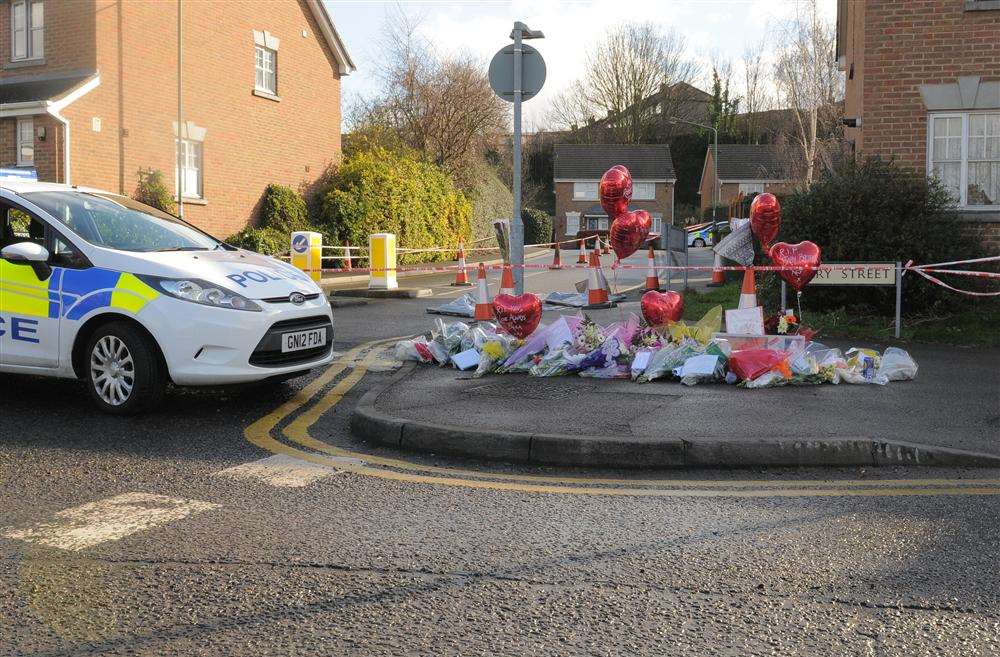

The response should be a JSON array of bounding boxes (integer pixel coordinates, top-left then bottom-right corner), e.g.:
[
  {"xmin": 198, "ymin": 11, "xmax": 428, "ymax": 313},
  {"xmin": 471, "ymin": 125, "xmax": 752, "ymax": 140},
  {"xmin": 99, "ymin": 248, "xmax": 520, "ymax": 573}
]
[
  {"xmin": 552, "ymin": 144, "xmax": 675, "ymax": 243},
  {"xmin": 697, "ymin": 144, "xmax": 794, "ymax": 213},
  {"xmin": 836, "ymin": 0, "xmax": 999, "ymax": 241},
  {"xmin": 0, "ymin": 0, "xmax": 354, "ymax": 238}
]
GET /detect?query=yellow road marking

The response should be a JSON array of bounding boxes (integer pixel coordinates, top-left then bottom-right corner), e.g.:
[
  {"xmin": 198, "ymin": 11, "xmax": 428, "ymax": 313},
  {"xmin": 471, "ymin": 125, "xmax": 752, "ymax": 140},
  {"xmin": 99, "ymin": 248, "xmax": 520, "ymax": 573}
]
[{"xmin": 244, "ymin": 340, "xmax": 1000, "ymax": 498}]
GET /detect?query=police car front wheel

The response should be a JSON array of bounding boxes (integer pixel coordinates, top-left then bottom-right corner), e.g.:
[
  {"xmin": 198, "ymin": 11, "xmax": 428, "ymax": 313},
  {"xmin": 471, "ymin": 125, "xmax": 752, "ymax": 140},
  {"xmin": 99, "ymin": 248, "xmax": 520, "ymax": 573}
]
[{"xmin": 85, "ymin": 322, "xmax": 166, "ymax": 414}]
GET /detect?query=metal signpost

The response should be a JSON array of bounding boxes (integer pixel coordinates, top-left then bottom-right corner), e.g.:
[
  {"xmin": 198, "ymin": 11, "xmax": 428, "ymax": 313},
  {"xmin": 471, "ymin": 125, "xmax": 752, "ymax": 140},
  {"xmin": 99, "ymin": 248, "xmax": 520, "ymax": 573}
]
[{"xmin": 489, "ymin": 23, "xmax": 545, "ymax": 295}]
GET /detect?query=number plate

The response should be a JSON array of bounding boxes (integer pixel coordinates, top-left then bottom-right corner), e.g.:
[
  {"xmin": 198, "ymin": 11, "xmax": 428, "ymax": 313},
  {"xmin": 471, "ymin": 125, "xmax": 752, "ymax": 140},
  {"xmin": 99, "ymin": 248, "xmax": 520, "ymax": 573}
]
[{"xmin": 281, "ymin": 328, "xmax": 327, "ymax": 353}]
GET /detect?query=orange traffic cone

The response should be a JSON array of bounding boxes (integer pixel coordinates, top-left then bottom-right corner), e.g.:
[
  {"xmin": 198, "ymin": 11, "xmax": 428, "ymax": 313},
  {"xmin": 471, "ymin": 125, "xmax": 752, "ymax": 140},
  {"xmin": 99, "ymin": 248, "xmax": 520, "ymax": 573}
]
[
  {"xmin": 549, "ymin": 242, "xmax": 563, "ymax": 269},
  {"xmin": 473, "ymin": 263, "xmax": 493, "ymax": 321},
  {"xmin": 585, "ymin": 250, "xmax": 611, "ymax": 308},
  {"xmin": 738, "ymin": 266, "xmax": 757, "ymax": 309},
  {"xmin": 451, "ymin": 242, "xmax": 471, "ymax": 286},
  {"xmin": 577, "ymin": 239, "xmax": 587, "ymax": 264},
  {"xmin": 343, "ymin": 240, "xmax": 352, "ymax": 271},
  {"xmin": 644, "ymin": 244, "xmax": 660, "ymax": 292},
  {"xmin": 499, "ymin": 263, "xmax": 515, "ymax": 296},
  {"xmin": 602, "ymin": 236, "xmax": 611, "ymax": 255},
  {"xmin": 707, "ymin": 252, "xmax": 726, "ymax": 287}
]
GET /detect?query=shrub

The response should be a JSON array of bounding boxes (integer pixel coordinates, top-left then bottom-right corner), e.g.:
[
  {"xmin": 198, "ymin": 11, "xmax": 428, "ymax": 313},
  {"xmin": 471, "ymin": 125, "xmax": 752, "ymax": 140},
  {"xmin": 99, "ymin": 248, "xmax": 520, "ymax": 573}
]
[
  {"xmin": 522, "ymin": 208, "xmax": 552, "ymax": 245},
  {"xmin": 134, "ymin": 168, "xmax": 176, "ymax": 215},
  {"xmin": 260, "ymin": 183, "xmax": 309, "ymax": 234},
  {"xmin": 761, "ymin": 156, "xmax": 984, "ymax": 316},
  {"xmin": 317, "ymin": 147, "xmax": 472, "ymax": 264},
  {"xmin": 225, "ymin": 226, "xmax": 286, "ymax": 255},
  {"xmin": 466, "ymin": 162, "xmax": 513, "ymax": 241},
  {"xmin": 701, "ymin": 205, "xmax": 729, "ymax": 222}
]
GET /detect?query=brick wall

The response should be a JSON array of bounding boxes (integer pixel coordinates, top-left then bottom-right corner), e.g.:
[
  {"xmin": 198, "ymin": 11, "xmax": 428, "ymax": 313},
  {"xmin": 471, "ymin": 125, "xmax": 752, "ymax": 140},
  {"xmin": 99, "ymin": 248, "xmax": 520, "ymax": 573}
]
[
  {"xmin": 553, "ymin": 181, "xmax": 674, "ymax": 242},
  {"xmin": 858, "ymin": 0, "xmax": 1000, "ymax": 172},
  {"xmin": 2, "ymin": 0, "xmax": 345, "ymax": 239}
]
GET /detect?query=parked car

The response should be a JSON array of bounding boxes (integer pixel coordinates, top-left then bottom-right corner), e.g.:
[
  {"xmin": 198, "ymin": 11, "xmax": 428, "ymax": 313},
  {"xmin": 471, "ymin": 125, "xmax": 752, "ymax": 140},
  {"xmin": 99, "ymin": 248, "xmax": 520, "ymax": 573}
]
[{"xmin": 0, "ymin": 178, "xmax": 335, "ymax": 414}]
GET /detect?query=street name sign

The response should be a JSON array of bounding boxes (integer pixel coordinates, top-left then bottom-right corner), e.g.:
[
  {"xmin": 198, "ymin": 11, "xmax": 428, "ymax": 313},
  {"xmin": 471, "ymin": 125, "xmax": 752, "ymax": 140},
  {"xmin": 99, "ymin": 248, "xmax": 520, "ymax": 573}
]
[{"xmin": 811, "ymin": 262, "xmax": 897, "ymax": 286}]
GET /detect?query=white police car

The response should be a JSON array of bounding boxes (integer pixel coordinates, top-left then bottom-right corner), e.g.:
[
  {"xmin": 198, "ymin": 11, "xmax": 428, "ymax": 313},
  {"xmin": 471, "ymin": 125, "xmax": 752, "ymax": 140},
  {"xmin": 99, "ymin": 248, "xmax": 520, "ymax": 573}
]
[{"xmin": 0, "ymin": 179, "xmax": 334, "ymax": 414}]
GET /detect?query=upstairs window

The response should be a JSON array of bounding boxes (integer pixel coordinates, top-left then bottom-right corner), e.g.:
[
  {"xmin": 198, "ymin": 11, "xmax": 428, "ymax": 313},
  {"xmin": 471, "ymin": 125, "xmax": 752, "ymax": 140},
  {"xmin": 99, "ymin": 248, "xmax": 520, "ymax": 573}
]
[
  {"xmin": 739, "ymin": 182, "xmax": 765, "ymax": 195},
  {"xmin": 255, "ymin": 45, "xmax": 277, "ymax": 95},
  {"xmin": 929, "ymin": 112, "xmax": 999, "ymax": 207},
  {"xmin": 632, "ymin": 182, "xmax": 656, "ymax": 200},
  {"xmin": 11, "ymin": 0, "xmax": 44, "ymax": 61},
  {"xmin": 572, "ymin": 182, "xmax": 598, "ymax": 200}
]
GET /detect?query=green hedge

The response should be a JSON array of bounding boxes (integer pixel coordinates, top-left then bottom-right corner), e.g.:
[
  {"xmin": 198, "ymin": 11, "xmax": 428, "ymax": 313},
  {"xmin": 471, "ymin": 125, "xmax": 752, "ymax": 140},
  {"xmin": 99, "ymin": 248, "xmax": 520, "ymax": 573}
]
[
  {"xmin": 134, "ymin": 168, "xmax": 176, "ymax": 215},
  {"xmin": 318, "ymin": 147, "xmax": 472, "ymax": 264},
  {"xmin": 522, "ymin": 208, "xmax": 552, "ymax": 245},
  {"xmin": 226, "ymin": 184, "xmax": 309, "ymax": 255},
  {"xmin": 759, "ymin": 156, "xmax": 984, "ymax": 316}
]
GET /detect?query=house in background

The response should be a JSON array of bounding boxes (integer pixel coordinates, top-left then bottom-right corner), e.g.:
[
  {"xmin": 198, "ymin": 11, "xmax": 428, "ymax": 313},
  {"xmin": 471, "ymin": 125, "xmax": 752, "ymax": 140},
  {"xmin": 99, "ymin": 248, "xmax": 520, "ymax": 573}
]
[
  {"xmin": 698, "ymin": 144, "xmax": 794, "ymax": 213},
  {"xmin": 836, "ymin": 0, "xmax": 999, "ymax": 244},
  {"xmin": 0, "ymin": 0, "xmax": 354, "ymax": 238},
  {"xmin": 552, "ymin": 144, "xmax": 675, "ymax": 242}
]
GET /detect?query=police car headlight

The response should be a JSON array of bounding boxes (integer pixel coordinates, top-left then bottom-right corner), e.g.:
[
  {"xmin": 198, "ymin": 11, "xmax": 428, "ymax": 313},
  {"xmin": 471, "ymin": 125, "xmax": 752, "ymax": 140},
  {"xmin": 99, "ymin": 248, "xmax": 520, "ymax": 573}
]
[{"xmin": 138, "ymin": 276, "xmax": 262, "ymax": 312}]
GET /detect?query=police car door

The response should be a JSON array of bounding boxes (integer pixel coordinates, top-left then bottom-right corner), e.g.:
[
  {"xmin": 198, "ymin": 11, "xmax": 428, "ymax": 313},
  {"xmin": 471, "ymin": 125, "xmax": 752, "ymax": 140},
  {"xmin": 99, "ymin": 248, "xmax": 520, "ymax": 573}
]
[{"xmin": 0, "ymin": 200, "xmax": 62, "ymax": 368}]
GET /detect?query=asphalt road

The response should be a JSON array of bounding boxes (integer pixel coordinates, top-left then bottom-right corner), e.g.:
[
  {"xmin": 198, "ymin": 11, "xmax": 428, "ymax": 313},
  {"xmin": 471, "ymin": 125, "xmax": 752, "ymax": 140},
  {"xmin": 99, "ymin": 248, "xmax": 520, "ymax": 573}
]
[{"xmin": 2, "ymin": 286, "xmax": 1000, "ymax": 656}]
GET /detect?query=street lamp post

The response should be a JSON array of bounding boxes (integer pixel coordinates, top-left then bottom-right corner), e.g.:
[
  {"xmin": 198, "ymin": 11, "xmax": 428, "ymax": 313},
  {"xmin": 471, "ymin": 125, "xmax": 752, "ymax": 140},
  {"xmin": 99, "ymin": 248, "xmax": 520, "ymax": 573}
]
[{"xmin": 670, "ymin": 116, "xmax": 719, "ymax": 241}]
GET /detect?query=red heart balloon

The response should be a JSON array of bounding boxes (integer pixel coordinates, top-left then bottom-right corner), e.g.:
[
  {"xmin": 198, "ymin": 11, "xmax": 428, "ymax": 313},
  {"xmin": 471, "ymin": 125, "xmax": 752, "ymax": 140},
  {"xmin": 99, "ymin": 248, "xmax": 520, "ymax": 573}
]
[
  {"xmin": 769, "ymin": 241, "xmax": 821, "ymax": 292},
  {"xmin": 491, "ymin": 293, "xmax": 542, "ymax": 339},
  {"xmin": 599, "ymin": 165, "xmax": 633, "ymax": 218},
  {"xmin": 609, "ymin": 209, "xmax": 651, "ymax": 261},
  {"xmin": 750, "ymin": 193, "xmax": 781, "ymax": 249},
  {"xmin": 641, "ymin": 290, "xmax": 684, "ymax": 326}
]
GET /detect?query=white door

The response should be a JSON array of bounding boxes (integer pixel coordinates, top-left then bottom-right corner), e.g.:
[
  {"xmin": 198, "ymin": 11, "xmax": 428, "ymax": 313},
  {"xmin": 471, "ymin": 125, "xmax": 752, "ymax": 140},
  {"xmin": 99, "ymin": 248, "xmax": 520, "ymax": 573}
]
[{"xmin": 0, "ymin": 202, "xmax": 60, "ymax": 368}]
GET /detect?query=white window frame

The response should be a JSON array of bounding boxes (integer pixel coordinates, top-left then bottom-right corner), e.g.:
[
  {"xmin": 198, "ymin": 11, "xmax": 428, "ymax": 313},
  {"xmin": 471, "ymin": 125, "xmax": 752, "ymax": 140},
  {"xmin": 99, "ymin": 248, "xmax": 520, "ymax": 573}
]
[
  {"xmin": 11, "ymin": 0, "xmax": 43, "ymax": 62},
  {"xmin": 175, "ymin": 138, "xmax": 204, "ymax": 200},
  {"xmin": 739, "ymin": 182, "xmax": 765, "ymax": 195},
  {"xmin": 632, "ymin": 181, "xmax": 656, "ymax": 200},
  {"xmin": 572, "ymin": 181, "xmax": 598, "ymax": 201},
  {"xmin": 255, "ymin": 45, "xmax": 277, "ymax": 95},
  {"xmin": 927, "ymin": 110, "xmax": 1000, "ymax": 208},
  {"xmin": 16, "ymin": 117, "xmax": 34, "ymax": 167}
]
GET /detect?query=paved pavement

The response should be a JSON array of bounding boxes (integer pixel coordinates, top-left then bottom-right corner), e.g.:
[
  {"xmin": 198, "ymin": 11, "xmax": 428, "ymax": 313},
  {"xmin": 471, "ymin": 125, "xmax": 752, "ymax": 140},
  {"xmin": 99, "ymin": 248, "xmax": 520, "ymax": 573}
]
[
  {"xmin": 2, "ymin": 292, "xmax": 1000, "ymax": 655},
  {"xmin": 354, "ymin": 341, "xmax": 1000, "ymax": 467}
]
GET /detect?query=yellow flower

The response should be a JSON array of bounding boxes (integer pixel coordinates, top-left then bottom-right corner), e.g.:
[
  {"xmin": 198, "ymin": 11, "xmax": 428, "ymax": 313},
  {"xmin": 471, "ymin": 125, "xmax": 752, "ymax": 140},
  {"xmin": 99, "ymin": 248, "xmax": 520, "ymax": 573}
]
[{"xmin": 482, "ymin": 341, "xmax": 505, "ymax": 360}]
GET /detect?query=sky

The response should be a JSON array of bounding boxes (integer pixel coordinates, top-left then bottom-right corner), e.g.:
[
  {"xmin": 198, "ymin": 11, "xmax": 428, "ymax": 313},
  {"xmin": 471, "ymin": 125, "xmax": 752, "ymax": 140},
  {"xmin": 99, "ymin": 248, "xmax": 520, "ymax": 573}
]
[{"xmin": 325, "ymin": 0, "xmax": 837, "ymax": 130}]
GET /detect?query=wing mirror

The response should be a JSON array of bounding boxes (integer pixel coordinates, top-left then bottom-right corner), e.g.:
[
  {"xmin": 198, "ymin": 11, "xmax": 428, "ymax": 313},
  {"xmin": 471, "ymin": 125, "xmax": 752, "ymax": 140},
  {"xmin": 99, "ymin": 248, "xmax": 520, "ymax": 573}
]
[{"xmin": 1, "ymin": 242, "xmax": 52, "ymax": 281}]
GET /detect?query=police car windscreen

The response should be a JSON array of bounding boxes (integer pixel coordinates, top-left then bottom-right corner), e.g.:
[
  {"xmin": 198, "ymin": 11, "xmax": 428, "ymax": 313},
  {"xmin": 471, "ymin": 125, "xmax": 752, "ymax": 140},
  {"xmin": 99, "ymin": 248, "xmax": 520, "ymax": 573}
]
[{"xmin": 22, "ymin": 191, "xmax": 221, "ymax": 253}]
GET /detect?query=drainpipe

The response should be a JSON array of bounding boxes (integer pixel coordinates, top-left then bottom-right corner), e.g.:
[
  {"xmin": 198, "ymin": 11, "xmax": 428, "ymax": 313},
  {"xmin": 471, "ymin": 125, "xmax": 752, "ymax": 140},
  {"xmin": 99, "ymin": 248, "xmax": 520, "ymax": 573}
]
[{"xmin": 47, "ymin": 107, "xmax": 71, "ymax": 185}]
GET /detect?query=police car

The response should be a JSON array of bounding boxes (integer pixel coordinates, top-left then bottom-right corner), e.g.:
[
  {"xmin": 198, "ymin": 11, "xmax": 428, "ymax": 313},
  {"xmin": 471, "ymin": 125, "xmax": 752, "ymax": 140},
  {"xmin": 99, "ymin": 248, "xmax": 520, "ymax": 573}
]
[{"xmin": 0, "ymin": 178, "xmax": 334, "ymax": 414}]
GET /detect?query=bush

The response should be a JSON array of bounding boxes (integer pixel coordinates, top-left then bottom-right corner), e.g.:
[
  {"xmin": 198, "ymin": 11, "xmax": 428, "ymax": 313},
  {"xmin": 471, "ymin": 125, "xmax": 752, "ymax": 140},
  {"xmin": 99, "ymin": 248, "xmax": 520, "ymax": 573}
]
[
  {"xmin": 466, "ymin": 163, "xmax": 513, "ymax": 241},
  {"xmin": 522, "ymin": 208, "xmax": 552, "ymax": 245},
  {"xmin": 134, "ymin": 168, "xmax": 176, "ymax": 215},
  {"xmin": 260, "ymin": 183, "xmax": 309, "ymax": 234},
  {"xmin": 701, "ymin": 205, "xmax": 729, "ymax": 222},
  {"xmin": 224, "ymin": 226, "xmax": 286, "ymax": 255},
  {"xmin": 762, "ymin": 156, "xmax": 984, "ymax": 315},
  {"xmin": 318, "ymin": 147, "xmax": 472, "ymax": 264}
]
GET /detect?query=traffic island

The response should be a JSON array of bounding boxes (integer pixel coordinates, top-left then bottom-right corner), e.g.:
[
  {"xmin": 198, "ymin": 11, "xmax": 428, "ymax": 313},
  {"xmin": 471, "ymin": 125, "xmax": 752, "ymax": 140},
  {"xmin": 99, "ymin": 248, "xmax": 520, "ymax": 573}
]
[{"xmin": 350, "ymin": 355, "xmax": 1000, "ymax": 469}]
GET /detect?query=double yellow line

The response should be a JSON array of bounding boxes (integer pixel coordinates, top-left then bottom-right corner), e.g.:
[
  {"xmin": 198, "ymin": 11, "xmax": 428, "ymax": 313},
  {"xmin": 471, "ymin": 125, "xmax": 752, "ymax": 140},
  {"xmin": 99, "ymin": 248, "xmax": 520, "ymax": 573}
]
[{"xmin": 244, "ymin": 340, "xmax": 1000, "ymax": 498}]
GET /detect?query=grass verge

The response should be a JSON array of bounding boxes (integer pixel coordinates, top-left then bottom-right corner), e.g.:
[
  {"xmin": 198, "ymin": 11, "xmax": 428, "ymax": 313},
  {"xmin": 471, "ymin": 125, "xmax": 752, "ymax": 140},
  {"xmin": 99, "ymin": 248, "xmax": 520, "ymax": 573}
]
[{"xmin": 681, "ymin": 283, "xmax": 999, "ymax": 347}]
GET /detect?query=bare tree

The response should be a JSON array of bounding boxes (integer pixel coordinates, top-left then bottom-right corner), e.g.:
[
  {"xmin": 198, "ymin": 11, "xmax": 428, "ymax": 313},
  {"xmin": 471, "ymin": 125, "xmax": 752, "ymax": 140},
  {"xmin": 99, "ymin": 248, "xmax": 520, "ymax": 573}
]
[
  {"xmin": 773, "ymin": 0, "xmax": 842, "ymax": 183},
  {"xmin": 740, "ymin": 40, "xmax": 771, "ymax": 144},
  {"xmin": 546, "ymin": 22, "xmax": 699, "ymax": 142},
  {"xmin": 350, "ymin": 9, "xmax": 508, "ymax": 188}
]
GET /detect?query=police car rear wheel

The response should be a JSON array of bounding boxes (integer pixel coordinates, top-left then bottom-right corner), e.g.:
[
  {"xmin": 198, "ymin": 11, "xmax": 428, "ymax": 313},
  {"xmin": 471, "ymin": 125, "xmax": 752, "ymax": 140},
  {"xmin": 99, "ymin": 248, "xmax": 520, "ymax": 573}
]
[
  {"xmin": 693, "ymin": 238, "xmax": 706, "ymax": 247},
  {"xmin": 85, "ymin": 323, "xmax": 166, "ymax": 414}
]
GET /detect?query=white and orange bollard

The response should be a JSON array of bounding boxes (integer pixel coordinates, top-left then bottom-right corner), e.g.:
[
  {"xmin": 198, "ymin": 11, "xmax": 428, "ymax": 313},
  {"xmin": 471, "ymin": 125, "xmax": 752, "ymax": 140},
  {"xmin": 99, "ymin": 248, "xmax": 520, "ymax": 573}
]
[
  {"xmin": 451, "ymin": 242, "xmax": 471, "ymax": 286},
  {"xmin": 473, "ymin": 262, "xmax": 493, "ymax": 321},
  {"xmin": 585, "ymin": 250, "xmax": 612, "ymax": 308},
  {"xmin": 644, "ymin": 244, "xmax": 660, "ymax": 292},
  {"xmin": 499, "ymin": 263, "xmax": 516, "ymax": 296},
  {"xmin": 343, "ymin": 240, "xmax": 353, "ymax": 271},
  {"xmin": 707, "ymin": 252, "xmax": 726, "ymax": 287},
  {"xmin": 738, "ymin": 266, "xmax": 757, "ymax": 309},
  {"xmin": 577, "ymin": 239, "xmax": 587, "ymax": 264},
  {"xmin": 549, "ymin": 242, "xmax": 563, "ymax": 270}
]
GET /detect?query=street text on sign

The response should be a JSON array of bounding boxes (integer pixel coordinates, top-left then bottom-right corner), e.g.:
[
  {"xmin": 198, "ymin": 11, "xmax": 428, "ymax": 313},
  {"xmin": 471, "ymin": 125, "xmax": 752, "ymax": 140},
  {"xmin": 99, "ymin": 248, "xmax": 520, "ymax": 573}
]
[{"xmin": 811, "ymin": 263, "xmax": 897, "ymax": 286}]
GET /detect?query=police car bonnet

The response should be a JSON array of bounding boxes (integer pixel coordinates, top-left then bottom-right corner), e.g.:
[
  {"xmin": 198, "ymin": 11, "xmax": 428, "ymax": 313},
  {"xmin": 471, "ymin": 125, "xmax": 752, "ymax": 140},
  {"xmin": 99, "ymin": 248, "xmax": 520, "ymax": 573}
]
[{"xmin": 136, "ymin": 249, "xmax": 317, "ymax": 299}]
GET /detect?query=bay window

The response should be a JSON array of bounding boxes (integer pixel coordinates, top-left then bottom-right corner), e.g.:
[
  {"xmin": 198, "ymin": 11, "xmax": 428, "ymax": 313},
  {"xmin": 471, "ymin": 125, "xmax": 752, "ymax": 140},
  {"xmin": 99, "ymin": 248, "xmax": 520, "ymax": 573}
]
[{"xmin": 928, "ymin": 112, "xmax": 999, "ymax": 207}]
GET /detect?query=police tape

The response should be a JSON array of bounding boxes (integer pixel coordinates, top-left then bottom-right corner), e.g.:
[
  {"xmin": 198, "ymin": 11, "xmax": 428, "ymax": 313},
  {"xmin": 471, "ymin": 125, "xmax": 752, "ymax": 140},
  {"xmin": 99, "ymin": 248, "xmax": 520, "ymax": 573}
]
[{"xmin": 906, "ymin": 255, "xmax": 1000, "ymax": 297}]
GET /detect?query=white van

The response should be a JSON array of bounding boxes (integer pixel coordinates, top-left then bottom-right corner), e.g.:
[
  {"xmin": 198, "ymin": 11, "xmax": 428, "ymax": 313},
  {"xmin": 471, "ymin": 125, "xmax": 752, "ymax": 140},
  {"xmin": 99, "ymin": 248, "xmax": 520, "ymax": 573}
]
[{"xmin": 0, "ymin": 180, "xmax": 334, "ymax": 414}]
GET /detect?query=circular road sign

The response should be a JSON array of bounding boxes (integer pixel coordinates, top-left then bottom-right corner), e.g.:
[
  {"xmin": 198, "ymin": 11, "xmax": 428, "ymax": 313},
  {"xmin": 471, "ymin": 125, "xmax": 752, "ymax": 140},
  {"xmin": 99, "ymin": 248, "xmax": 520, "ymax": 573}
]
[{"xmin": 488, "ymin": 43, "xmax": 546, "ymax": 102}]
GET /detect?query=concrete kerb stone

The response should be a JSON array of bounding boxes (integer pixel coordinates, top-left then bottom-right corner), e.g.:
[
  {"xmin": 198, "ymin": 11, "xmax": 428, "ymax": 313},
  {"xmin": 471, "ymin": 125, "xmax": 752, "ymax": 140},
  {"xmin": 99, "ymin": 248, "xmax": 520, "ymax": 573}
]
[{"xmin": 349, "ymin": 364, "xmax": 1000, "ymax": 469}]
